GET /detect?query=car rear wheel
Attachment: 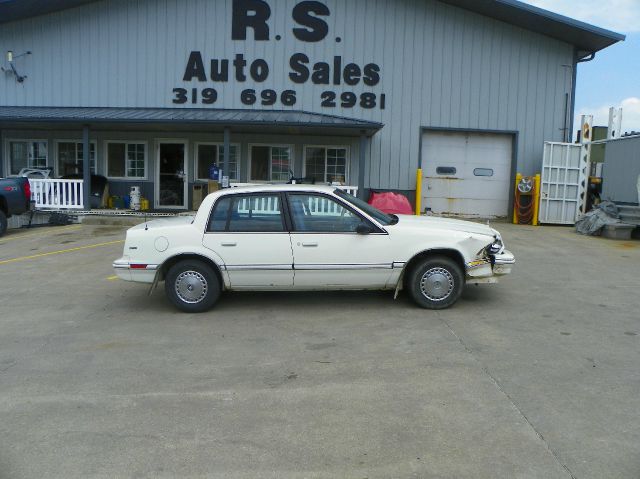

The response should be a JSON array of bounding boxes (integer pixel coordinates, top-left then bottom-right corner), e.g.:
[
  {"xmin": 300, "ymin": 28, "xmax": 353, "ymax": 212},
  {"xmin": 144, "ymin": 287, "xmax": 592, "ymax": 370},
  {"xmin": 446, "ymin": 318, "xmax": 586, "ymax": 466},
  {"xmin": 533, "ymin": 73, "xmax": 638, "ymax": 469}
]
[
  {"xmin": 165, "ymin": 260, "xmax": 221, "ymax": 313},
  {"xmin": 0, "ymin": 210, "xmax": 7, "ymax": 238},
  {"xmin": 407, "ymin": 256, "xmax": 464, "ymax": 309}
]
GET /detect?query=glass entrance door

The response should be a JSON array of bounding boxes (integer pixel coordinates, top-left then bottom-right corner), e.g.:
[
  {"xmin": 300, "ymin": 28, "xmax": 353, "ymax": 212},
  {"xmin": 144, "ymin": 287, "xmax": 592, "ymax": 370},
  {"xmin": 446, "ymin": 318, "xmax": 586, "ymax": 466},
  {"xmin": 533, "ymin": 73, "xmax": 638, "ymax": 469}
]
[{"xmin": 157, "ymin": 142, "xmax": 187, "ymax": 209}]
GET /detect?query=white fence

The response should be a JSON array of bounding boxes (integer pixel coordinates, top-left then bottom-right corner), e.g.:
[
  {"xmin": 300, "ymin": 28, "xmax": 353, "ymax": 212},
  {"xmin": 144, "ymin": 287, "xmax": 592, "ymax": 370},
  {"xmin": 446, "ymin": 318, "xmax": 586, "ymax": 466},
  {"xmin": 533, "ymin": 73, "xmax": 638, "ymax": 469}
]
[
  {"xmin": 25, "ymin": 179, "xmax": 356, "ymax": 212},
  {"xmin": 29, "ymin": 179, "xmax": 85, "ymax": 210},
  {"xmin": 237, "ymin": 192, "xmax": 355, "ymax": 217},
  {"xmin": 230, "ymin": 182, "xmax": 358, "ymax": 197}
]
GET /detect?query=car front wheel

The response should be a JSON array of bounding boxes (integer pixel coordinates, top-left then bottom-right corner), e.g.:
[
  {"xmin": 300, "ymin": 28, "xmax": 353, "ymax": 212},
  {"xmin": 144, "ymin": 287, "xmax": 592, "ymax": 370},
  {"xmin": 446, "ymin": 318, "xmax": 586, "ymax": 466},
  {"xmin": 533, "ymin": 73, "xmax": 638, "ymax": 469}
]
[
  {"xmin": 407, "ymin": 256, "xmax": 464, "ymax": 309},
  {"xmin": 165, "ymin": 260, "xmax": 221, "ymax": 313}
]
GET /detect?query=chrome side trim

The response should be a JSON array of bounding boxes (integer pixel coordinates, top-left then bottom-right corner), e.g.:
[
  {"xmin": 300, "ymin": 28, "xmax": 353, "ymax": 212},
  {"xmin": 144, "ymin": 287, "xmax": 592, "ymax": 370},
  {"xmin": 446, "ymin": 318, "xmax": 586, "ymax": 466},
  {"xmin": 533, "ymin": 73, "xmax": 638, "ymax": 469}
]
[
  {"xmin": 225, "ymin": 264, "xmax": 293, "ymax": 271},
  {"xmin": 294, "ymin": 263, "xmax": 394, "ymax": 271},
  {"xmin": 392, "ymin": 262, "xmax": 406, "ymax": 269}
]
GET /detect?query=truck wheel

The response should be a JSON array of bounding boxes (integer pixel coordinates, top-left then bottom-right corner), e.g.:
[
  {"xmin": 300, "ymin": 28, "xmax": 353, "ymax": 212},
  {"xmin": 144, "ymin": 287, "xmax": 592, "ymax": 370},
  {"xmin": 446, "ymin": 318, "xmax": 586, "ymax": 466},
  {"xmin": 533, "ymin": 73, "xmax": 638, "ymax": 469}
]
[
  {"xmin": 407, "ymin": 256, "xmax": 464, "ymax": 309},
  {"xmin": 0, "ymin": 210, "xmax": 7, "ymax": 238},
  {"xmin": 165, "ymin": 260, "xmax": 221, "ymax": 313}
]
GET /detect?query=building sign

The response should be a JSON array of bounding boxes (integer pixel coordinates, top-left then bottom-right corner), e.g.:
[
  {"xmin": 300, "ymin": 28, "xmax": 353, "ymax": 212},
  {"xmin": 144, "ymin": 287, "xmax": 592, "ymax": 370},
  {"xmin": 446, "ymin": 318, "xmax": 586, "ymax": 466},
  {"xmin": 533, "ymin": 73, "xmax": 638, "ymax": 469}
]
[{"xmin": 172, "ymin": 0, "xmax": 386, "ymax": 110}]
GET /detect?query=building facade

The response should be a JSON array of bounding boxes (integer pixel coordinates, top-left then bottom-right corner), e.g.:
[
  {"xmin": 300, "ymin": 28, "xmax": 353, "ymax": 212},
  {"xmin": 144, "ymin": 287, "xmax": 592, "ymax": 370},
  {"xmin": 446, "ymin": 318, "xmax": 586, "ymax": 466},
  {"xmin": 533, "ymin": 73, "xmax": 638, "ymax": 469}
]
[{"xmin": 0, "ymin": 0, "xmax": 623, "ymax": 215}]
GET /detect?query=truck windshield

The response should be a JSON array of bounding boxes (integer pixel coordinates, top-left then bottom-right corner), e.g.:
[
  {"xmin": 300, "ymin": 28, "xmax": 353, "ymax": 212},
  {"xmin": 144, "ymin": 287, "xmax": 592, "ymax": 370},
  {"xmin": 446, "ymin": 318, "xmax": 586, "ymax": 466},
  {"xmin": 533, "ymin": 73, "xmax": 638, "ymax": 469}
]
[{"xmin": 334, "ymin": 189, "xmax": 398, "ymax": 226}]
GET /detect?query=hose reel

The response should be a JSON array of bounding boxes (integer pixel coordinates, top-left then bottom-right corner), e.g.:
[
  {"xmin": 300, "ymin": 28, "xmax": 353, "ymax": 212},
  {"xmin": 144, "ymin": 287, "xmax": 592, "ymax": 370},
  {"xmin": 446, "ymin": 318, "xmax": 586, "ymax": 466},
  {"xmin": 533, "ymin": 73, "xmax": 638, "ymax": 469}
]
[{"xmin": 513, "ymin": 175, "xmax": 540, "ymax": 225}]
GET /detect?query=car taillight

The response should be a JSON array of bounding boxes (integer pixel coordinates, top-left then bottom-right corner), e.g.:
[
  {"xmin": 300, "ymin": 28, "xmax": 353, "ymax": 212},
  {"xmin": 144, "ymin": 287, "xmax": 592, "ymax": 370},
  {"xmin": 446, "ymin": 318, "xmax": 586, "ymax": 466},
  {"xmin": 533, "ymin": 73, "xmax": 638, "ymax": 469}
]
[{"xmin": 24, "ymin": 181, "xmax": 31, "ymax": 200}]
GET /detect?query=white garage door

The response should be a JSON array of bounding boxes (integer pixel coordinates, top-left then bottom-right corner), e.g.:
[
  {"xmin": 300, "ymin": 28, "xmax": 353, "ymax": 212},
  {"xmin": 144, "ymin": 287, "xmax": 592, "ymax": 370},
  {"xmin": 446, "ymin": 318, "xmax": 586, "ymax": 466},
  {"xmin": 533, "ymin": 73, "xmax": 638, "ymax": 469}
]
[{"xmin": 421, "ymin": 131, "xmax": 513, "ymax": 218}]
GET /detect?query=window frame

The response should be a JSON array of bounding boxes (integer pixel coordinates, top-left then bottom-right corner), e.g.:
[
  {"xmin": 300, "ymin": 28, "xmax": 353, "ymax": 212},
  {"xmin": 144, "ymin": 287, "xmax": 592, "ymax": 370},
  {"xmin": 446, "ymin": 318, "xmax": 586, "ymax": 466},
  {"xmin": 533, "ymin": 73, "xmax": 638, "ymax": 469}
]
[
  {"xmin": 248, "ymin": 143, "xmax": 294, "ymax": 183},
  {"xmin": 205, "ymin": 192, "xmax": 291, "ymax": 234},
  {"xmin": 285, "ymin": 191, "xmax": 383, "ymax": 235},
  {"xmin": 302, "ymin": 145, "xmax": 350, "ymax": 184},
  {"xmin": 194, "ymin": 142, "xmax": 241, "ymax": 182},
  {"xmin": 105, "ymin": 140, "xmax": 148, "ymax": 180},
  {"xmin": 55, "ymin": 140, "xmax": 98, "ymax": 177},
  {"xmin": 5, "ymin": 139, "xmax": 49, "ymax": 176}
]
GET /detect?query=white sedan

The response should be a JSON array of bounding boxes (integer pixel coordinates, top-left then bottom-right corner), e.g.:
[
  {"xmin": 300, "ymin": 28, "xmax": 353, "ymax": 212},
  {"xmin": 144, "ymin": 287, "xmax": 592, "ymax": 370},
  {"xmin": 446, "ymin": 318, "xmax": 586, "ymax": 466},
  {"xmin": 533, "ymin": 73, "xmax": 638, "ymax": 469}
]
[{"xmin": 113, "ymin": 185, "xmax": 514, "ymax": 313}]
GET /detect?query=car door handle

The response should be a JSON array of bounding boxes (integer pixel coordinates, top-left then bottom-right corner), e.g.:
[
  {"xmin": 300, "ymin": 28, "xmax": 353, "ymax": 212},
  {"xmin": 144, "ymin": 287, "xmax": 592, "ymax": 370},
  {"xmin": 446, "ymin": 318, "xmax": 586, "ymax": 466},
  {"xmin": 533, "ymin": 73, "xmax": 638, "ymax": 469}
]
[
  {"xmin": 302, "ymin": 242, "xmax": 318, "ymax": 247},
  {"xmin": 221, "ymin": 242, "xmax": 237, "ymax": 247}
]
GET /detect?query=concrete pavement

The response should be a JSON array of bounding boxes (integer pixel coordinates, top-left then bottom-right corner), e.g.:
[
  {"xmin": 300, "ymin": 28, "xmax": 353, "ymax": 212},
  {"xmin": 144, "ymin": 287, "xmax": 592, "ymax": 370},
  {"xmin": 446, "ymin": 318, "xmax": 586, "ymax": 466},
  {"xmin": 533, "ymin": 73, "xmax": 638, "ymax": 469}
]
[{"xmin": 0, "ymin": 222, "xmax": 638, "ymax": 478}]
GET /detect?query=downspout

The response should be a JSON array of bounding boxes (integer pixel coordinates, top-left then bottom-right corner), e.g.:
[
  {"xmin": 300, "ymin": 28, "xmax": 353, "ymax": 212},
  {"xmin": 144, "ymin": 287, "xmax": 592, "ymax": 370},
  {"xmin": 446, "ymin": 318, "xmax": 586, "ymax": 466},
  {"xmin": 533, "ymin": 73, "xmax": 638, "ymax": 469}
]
[{"xmin": 569, "ymin": 50, "xmax": 596, "ymax": 143}]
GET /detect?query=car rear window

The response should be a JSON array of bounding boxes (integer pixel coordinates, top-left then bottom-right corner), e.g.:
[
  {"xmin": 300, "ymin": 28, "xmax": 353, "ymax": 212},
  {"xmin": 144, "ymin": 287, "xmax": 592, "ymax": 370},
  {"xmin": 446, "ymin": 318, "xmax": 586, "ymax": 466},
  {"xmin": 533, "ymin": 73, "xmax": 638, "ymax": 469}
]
[{"xmin": 207, "ymin": 197, "xmax": 231, "ymax": 232}]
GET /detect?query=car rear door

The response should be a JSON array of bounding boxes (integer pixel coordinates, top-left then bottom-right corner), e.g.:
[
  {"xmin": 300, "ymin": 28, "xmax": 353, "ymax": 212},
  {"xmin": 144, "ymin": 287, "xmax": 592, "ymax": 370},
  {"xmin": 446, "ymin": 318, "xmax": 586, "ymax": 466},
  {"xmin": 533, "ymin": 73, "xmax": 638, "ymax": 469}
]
[
  {"xmin": 287, "ymin": 192, "xmax": 394, "ymax": 289},
  {"xmin": 202, "ymin": 192, "xmax": 294, "ymax": 288}
]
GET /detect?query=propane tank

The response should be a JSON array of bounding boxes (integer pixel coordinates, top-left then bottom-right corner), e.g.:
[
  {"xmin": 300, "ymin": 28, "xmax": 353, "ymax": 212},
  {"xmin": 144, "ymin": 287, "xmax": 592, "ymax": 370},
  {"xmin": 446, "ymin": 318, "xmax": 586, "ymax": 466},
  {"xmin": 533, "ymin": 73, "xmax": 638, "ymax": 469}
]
[{"xmin": 130, "ymin": 186, "xmax": 141, "ymax": 211}]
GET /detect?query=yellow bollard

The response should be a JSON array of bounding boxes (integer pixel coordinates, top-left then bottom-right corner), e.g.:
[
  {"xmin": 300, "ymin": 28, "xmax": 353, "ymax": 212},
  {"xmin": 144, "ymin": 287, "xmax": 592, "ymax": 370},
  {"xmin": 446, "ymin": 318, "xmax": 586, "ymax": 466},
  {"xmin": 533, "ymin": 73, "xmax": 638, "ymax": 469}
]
[
  {"xmin": 513, "ymin": 173, "xmax": 522, "ymax": 224},
  {"xmin": 415, "ymin": 168, "xmax": 423, "ymax": 216},
  {"xmin": 532, "ymin": 173, "xmax": 541, "ymax": 226}
]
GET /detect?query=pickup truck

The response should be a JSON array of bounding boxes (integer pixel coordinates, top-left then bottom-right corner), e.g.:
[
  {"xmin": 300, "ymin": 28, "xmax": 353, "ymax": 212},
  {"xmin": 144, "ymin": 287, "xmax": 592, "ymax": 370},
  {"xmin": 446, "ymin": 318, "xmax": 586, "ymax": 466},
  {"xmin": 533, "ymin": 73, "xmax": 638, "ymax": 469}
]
[{"xmin": 0, "ymin": 177, "xmax": 31, "ymax": 237}]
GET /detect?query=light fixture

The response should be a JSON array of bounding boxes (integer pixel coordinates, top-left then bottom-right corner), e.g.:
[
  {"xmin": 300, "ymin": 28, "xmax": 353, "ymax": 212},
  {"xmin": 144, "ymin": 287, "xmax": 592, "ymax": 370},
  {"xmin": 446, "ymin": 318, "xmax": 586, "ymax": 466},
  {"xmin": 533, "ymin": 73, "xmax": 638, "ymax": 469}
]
[{"xmin": 2, "ymin": 50, "xmax": 31, "ymax": 83}]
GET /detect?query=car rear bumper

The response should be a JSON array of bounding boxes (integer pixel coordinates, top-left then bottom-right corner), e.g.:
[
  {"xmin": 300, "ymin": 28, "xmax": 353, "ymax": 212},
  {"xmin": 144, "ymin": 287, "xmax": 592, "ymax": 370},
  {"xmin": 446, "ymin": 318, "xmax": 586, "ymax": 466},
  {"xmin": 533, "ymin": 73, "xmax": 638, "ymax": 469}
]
[{"xmin": 113, "ymin": 258, "xmax": 159, "ymax": 283}]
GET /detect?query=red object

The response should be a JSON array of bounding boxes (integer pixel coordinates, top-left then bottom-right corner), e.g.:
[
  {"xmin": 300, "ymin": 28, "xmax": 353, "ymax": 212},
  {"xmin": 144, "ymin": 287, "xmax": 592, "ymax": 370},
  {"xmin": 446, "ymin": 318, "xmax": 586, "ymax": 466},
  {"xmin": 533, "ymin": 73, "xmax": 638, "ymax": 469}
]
[
  {"xmin": 368, "ymin": 192, "xmax": 414, "ymax": 215},
  {"xmin": 23, "ymin": 181, "xmax": 31, "ymax": 200}
]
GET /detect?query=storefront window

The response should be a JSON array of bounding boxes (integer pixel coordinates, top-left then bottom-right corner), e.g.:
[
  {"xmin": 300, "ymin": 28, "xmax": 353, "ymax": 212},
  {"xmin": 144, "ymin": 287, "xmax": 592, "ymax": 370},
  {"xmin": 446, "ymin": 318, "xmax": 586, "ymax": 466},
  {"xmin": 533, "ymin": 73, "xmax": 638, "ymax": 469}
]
[
  {"xmin": 196, "ymin": 144, "xmax": 239, "ymax": 181},
  {"xmin": 107, "ymin": 142, "xmax": 146, "ymax": 179},
  {"xmin": 8, "ymin": 140, "xmax": 48, "ymax": 175},
  {"xmin": 250, "ymin": 145, "xmax": 291, "ymax": 182},
  {"xmin": 304, "ymin": 147, "xmax": 348, "ymax": 184},
  {"xmin": 57, "ymin": 142, "xmax": 96, "ymax": 176}
]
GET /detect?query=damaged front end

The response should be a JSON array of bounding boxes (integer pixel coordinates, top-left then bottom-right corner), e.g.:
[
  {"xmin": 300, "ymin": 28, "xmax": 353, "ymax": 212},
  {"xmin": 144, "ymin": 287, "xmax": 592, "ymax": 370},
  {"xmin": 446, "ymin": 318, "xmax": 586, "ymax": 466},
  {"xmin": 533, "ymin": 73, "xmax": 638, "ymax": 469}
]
[{"xmin": 466, "ymin": 232, "xmax": 515, "ymax": 284}]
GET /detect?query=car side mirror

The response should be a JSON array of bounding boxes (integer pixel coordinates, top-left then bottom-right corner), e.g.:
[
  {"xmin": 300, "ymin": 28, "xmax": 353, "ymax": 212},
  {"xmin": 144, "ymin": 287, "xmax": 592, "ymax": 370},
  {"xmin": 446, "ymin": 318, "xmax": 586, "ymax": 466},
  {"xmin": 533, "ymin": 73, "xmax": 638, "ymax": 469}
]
[{"xmin": 356, "ymin": 223, "xmax": 374, "ymax": 235}]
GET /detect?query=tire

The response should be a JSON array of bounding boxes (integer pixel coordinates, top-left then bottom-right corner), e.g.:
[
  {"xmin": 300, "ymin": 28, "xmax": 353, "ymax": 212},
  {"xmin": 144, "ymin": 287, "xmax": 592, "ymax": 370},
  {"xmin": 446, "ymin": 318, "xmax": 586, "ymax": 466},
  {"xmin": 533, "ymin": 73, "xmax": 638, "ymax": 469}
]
[
  {"xmin": 164, "ymin": 260, "xmax": 221, "ymax": 313},
  {"xmin": 407, "ymin": 255, "xmax": 464, "ymax": 309},
  {"xmin": 0, "ymin": 210, "xmax": 7, "ymax": 238}
]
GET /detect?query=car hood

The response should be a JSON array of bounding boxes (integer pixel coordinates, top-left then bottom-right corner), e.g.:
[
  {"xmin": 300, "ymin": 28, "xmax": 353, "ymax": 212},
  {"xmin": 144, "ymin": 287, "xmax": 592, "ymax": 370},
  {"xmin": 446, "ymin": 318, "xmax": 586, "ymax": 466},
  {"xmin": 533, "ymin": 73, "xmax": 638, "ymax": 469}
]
[{"xmin": 392, "ymin": 214, "xmax": 497, "ymax": 237}]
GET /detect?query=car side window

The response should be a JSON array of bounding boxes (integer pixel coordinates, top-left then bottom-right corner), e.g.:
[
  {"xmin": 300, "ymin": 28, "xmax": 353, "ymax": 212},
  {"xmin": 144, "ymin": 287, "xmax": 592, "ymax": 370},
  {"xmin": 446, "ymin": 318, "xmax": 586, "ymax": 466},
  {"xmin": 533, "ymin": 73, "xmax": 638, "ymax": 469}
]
[
  {"xmin": 288, "ymin": 193, "xmax": 366, "ymax": 233},
  {"xmin": 207, "ymin": 197, "xmax": 231, "ymax": 232},
  {"xmin": 227, "ymin": 194, "xmax": 285, "ymax": 233}
]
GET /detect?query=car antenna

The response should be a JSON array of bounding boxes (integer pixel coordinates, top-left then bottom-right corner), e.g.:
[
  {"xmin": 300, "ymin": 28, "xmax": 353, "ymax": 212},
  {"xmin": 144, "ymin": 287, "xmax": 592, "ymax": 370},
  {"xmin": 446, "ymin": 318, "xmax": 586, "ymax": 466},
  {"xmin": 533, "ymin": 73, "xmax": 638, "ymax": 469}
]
[{"xmin": 144, "ymin": 210, "xmax": 148, "ymax": 231}]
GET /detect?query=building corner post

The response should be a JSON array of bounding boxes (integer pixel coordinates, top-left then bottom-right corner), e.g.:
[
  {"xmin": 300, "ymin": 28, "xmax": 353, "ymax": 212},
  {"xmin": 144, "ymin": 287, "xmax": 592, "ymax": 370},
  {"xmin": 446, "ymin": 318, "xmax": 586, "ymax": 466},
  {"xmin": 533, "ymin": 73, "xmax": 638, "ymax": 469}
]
[
  {"xmin": 358, "ymin": 132, "xmax": 367, "ymax": 200},
  {"xmin": 223, "ymin": 127, "xmax": 231, "ymax": 187},
  {"xmin": 0, "ymin": 129, "xmax": 4, "ymax": 178},
  {"xmin": 82, "ymin": 125, "xmax": 91, "ymax": 210}
]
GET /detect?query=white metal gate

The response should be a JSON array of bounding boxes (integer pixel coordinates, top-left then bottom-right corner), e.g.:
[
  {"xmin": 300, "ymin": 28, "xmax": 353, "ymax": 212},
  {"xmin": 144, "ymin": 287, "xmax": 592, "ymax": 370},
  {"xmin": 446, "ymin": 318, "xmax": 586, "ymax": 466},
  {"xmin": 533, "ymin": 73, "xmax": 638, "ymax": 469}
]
[{"xmin": 539, "ymin": 142, "xmax": 588, "ymax": 224}]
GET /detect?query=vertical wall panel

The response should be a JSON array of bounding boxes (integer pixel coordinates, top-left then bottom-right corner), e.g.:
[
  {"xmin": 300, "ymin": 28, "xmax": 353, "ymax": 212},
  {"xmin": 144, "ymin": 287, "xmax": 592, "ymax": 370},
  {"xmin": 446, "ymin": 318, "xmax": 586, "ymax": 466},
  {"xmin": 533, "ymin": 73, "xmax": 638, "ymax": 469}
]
[{"xmin": 0, "ymin": 0, "xmax": 575, "ymax": 189}]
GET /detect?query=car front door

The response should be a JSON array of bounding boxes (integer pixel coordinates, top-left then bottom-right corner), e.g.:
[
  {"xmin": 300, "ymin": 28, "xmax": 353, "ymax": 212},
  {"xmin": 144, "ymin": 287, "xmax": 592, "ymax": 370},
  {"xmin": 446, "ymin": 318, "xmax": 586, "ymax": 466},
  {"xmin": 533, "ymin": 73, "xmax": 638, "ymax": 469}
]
[
  {"xmin": 287, "ymin": 192, "xmax": 394, "ymax": 289},
  {"xmin": 202, "ymin": 192, "xmax": 294, "ymax": 288}
]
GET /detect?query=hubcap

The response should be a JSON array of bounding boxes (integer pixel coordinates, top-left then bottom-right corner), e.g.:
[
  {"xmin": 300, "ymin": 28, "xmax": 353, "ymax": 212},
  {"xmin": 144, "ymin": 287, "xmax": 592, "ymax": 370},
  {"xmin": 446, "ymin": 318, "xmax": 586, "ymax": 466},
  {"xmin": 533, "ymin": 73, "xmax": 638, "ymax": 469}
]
[
  {"xmin": 420, "ymin": 267, "xmax": 455, "ymax": 301},
  {"xmin": 175, "ymin": 270, "xmax": 208, "ymax": 304}
]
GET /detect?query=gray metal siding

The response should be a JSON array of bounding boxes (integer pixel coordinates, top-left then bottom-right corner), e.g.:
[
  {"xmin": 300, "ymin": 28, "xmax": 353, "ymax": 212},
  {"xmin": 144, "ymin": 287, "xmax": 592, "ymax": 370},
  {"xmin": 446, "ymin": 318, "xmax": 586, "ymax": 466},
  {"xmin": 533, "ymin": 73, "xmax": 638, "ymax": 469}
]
[
  {"xmin": 0, "ymin": 0, "xmax": 574, "ymax": 190},
  {"xmin": 602, "ymin": 137, "xmax": 640, "ymax": 205}
]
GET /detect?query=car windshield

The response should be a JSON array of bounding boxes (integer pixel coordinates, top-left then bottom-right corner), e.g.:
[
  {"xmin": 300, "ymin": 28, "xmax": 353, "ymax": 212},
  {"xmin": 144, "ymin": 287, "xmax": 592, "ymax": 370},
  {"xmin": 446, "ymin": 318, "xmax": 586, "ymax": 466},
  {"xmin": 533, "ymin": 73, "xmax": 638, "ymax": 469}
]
[{"xmin": 334, "ymin": 189, "xmax": 398, "ymax": 226}]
